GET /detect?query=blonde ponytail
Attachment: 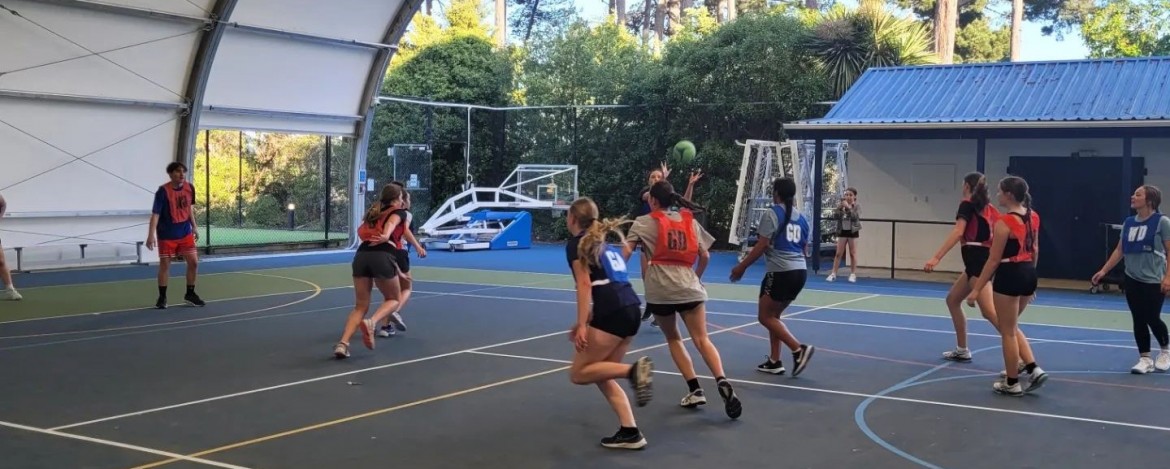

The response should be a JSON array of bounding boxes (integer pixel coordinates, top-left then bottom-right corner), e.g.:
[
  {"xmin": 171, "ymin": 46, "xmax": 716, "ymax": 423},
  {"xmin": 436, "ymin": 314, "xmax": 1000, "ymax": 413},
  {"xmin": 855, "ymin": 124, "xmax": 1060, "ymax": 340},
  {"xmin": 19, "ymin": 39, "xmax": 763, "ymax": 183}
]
[{"xmin": 578, "ymin": 217, "xmax": 632, "ymax": 267}]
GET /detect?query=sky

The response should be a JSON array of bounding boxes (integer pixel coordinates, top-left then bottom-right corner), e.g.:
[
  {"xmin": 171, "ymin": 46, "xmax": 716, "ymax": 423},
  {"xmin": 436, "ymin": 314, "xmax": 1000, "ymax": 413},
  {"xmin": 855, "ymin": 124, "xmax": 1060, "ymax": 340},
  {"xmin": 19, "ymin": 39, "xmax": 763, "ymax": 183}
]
[{"xmin": 570, "ymin": 0, "xmax": 1092, "ymax": 62}]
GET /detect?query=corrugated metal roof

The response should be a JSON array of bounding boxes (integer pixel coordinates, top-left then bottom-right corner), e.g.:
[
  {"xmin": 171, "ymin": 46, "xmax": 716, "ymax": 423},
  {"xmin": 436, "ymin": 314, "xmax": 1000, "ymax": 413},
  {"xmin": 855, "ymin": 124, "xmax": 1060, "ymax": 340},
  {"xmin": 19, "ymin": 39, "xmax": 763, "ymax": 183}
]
[{"xmin": 791, "ymin": 57, "xmax": 1170, "ymax": 127}]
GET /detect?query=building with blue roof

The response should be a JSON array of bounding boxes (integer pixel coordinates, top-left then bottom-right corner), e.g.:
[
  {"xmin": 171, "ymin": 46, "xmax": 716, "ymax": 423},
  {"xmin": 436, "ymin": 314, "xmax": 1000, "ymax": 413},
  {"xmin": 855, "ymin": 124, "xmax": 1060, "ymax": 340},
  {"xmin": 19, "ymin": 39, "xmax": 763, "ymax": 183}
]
[{"xmin": 784, "ymin": 57, "xmax": 1170, "ymax": 282}]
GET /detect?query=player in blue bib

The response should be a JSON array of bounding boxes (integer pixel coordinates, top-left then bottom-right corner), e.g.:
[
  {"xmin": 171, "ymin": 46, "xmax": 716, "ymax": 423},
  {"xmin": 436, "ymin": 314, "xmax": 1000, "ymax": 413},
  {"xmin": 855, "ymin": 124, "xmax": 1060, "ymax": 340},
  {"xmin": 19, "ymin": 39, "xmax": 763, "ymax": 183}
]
[
  {"xmin": 1094, "ymin": 184, "xmax": 1170, "ymax": 374},
  {"xmin": 730, "ymin": 177, "xmax": 817, "ymax": 377},
  {"xmin": 564, "ymin": 197, "xmax": 654, "ymax": 450}
]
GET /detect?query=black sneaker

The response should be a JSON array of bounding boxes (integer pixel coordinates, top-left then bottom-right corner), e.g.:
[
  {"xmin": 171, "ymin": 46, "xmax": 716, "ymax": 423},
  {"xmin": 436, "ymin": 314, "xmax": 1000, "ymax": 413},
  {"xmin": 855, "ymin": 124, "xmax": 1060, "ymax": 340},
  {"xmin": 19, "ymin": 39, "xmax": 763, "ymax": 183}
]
[
  {"xmin": 600, "ymin": 428, "xmax": 646, "ymax": 450},
  {"xmin": 155, "ymin": 296, "xmax": 167, "ymax": 309},
  {"xmin": 630, "ymin": 357, "xmax": 654, "ymax": 407},
  {"xmin": 716, "ymin": 379, "xmax": 742, "ymax": 420},
  {"xmin": 757, "ymin": 357, "xmax": 786, "ymax": 375},
  {"xmin": 792, "ymin": 344, "xmax": 815, "ymax": 377},
  {"xmin": 184, "ymin": 292, "xmax": 206, "ymax": 307}
]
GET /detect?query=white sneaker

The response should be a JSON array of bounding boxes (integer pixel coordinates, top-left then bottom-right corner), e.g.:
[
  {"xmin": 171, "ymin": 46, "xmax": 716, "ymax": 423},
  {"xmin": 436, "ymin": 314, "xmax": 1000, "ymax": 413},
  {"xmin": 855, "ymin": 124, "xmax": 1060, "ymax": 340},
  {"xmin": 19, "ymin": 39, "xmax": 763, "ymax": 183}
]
[
  {"xmin": 0, "ymin": 287, "xmax": 21, "ymax": 301},
  {"xmin": 1156, "ymin": 351, "xmax": 1170, "ymax": 371},
  {"xmin": 942, "ymin": 347, "xmax": 972, "ymax": 362},
  {"xmin": 1024, "ymin": 366, "xmax": 1048, "ymax": 393},
  {"xmin": 1131, "ymin": 356, "xmax": 1155, "ymax": 374},
  {"xmin": 826, "ymin": 273, "xmax": 837, "ymax": 282},
  {"xmin": 679, "ymin": 389, "xmax": 706, "ymax": 408},
  {"xmin": 993, "ymin": 379, "xmax": 1024, "ymax": 396},
  {"xmin": 848, "ymin": 274, "xmax": 857, "ymax": 283}
]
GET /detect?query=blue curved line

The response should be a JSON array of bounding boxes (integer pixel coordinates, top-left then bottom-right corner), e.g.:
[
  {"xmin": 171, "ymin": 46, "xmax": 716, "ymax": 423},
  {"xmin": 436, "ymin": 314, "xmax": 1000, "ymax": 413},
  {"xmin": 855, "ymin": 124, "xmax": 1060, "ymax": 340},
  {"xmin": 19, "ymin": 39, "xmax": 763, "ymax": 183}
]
[
  {"xmin": 856, "ymin": 367, "xmax": 1170, "ymax": 468},
  {"xmin": 853, "ymin": 346, "xmax": 1001, "ymax": 469}
]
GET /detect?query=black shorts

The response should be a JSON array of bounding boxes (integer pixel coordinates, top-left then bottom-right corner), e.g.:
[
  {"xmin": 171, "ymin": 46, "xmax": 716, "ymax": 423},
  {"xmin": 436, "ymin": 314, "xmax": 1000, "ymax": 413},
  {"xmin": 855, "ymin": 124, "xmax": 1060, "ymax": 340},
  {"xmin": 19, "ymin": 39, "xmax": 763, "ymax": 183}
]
[
  {"xmin": 837, "ymin": 230, "xmax": 859, "ymax": 239},
  {"xmin": 590, "ymin": 304, "xmax": 642, "ymax": 339},
  {"xmin": 760, "ymin": 270, "xmax": 807, "ymax": 303},
  {"xmin": 961, "ymin": 245, "xmax": 990, "ymax": 279},
  {"xmin": 392, "ymin": 248, "xmax": 410, "ymax": 274},
  {"xmin": 992, "ymin": 261, "xmax": 1037, "ymax": 297},
  {"xmin": 351, "ymin": 250, "xmax": 399, "ymax": 279},
  {"xmin": 645, "ymin": 301, "xmax": 704, "ymax": 317}
]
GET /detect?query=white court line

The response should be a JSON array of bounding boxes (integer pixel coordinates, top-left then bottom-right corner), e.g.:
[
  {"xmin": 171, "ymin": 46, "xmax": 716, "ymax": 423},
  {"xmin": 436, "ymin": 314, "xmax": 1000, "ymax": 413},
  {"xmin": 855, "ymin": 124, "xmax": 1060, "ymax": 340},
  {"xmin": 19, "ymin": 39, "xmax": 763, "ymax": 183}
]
[
  {"xmin": 414, "ymin": 265, "xmax": 1131, "ymax": 314},
  {"xmin": 50, "ymin": 294, "xmax": 876, "ymax": 431},
  {"xmin": 786, "ymin": 317, "xmax": 1136, "ymax": 350},
  {"xmin": 468, "ymin": 350, "xmax": 1170, "ymax": 433},
  {"xmin": 47, "ymin": 329, "xmax": 570, "ymax": 431},
  {"xmin": 0, "ymin": 419, "xmax": 250, "ymax": 469},
  {"xmin": 403, "ymin": 289, "xmax": 1136, "ymax": 350}
]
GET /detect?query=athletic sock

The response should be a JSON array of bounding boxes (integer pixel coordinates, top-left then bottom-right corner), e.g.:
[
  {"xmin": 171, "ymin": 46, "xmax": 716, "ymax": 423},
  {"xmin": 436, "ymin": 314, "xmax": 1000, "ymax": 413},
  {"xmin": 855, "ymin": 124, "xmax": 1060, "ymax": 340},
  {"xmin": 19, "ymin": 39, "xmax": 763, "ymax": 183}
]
[
  {"xmin": 158, "ymin": 286, "xmax": 167, "ymax": 298},
  {"xmin": 715, "ymin": 376, "xmax": 727, "ymax": 383},
  {"xmin": 617, "ymin": 426, "xmax": 639, "ymax": 437},
  {"xmin": 186, "ymin": 285, "xmax": 195, "ymax": 295},
  {"xmin": 1024, "ymin": 362, "xmax": 1037, "ymax": 374},
  {"xmin": 686, "ymin": 378, "xmax": 701, "ymax": 392},
  {"xmin": 627, "ymin": 365, "xmax": 637, "ymax": 381},
  {"xmin": 1006, "ymin": 377, "xmax": 1019, "ymax": 386}
]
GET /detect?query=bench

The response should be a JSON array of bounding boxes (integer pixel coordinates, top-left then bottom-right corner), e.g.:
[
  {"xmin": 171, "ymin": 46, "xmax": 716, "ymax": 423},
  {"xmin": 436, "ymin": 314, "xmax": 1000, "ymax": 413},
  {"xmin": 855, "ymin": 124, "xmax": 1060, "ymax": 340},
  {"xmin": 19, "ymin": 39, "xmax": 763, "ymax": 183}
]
[{"xmin": 5, "ymin": 242, "xmax": 148, "ymax": 273}]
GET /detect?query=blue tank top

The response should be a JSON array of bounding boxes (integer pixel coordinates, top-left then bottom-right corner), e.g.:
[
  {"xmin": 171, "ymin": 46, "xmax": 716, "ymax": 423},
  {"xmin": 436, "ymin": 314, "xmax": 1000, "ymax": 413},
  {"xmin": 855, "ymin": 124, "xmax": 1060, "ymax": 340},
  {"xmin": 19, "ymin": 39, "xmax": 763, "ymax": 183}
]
[
  {"xmin": 770, "ymin": 205, "xmax": 810, "ymax": 254},
  {"xmin": 1122, "ymin": 213, "xmax": 1165, "ymax": 255},
  {"xmin": 566, "ymin": 235, "xmax": 641, "ymax": 310}
]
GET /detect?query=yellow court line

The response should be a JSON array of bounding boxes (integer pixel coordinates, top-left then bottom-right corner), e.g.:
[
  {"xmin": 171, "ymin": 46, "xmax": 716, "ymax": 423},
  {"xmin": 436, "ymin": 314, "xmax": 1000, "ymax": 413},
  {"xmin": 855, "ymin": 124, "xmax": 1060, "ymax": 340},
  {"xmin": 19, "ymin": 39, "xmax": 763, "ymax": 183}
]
[
  {"xmin": 127, "ymin": 295, "xmax": 876, "ymax": 468},
  {"xmin": 127, "ymin": 366, "xmax": 571, "ymax": 469},
  {"xmin": 0, "ymin": 273, "xmax": 322, "ymax": 339}
]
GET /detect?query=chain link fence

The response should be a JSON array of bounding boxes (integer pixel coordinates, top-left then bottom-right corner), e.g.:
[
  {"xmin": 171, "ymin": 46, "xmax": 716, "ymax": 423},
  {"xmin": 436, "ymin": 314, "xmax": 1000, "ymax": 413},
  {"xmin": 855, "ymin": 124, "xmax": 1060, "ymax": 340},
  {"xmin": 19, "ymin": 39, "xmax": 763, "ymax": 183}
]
[{"xmin": 192, "ymin": 129, "xmax": 352, "ymax": 251}]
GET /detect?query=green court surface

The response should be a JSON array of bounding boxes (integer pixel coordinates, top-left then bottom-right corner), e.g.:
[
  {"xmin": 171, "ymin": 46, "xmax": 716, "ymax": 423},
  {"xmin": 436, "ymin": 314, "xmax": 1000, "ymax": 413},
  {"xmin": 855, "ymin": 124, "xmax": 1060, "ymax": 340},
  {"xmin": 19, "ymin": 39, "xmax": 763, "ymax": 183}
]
[
  {"xmin": 195, "ymin": 227, "xmax": 337, "ymax": 247},
  {"xmin": 2, "ymin": 264, "xmax": 1134, "ymax": 333}
]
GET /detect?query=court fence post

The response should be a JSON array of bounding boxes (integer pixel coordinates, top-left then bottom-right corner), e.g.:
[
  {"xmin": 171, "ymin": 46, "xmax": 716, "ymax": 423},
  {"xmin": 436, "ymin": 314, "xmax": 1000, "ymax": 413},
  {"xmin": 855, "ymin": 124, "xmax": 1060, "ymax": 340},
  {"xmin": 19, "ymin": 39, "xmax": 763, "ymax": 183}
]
[{"xmin": 889, "ymin": 221, "xmax": 896, "ymax": 279}]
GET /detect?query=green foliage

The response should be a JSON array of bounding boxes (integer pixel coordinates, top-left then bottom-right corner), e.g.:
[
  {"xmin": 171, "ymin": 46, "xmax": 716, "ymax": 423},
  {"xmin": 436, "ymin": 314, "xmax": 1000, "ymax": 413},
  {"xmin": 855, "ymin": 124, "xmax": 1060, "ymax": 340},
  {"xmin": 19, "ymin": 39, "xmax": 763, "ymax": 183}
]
[
  {"xmin": 1078, "ymin": 0, "xmax": 1170, "ymax": 57},
  {"xmin": 889, "ymin": 0, "xmax": 1011, "ymax": 63},
  {"xmin": 806, "ymin": 1, "xmax": 936, "ymax": 98}
]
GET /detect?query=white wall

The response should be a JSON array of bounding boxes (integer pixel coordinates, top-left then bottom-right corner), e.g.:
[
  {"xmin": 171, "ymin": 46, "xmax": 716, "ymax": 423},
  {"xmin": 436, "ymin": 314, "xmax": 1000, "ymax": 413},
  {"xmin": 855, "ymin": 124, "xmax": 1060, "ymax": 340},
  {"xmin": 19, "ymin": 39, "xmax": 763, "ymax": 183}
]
[
  {"xmin": 0, "ymin": 0, "xmax": 411, "ymax": 269},
  {"xmin": 845, "ymin": 137, "xmax": 1170, "ymax": 273}
]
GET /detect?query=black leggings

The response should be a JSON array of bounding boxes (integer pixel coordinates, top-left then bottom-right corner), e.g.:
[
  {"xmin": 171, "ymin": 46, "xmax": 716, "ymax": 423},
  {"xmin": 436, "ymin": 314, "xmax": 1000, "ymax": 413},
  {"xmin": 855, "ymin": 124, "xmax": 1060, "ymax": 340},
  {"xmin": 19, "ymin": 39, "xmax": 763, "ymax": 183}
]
[{"xmin": 1124, "ymin": 275, "xmax": 1170, "ymax": 354}]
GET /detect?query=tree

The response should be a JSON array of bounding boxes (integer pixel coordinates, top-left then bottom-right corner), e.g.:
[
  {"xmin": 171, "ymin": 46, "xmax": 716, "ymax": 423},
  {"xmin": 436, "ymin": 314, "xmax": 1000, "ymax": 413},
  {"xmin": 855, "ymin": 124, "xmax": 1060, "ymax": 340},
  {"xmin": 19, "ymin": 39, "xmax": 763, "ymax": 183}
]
[
  {"xmin": 1010, "ymin": 0, "xmax": 1022, "ymax": 60},
  {"xmin": 935, "ymin": 0, "xmax": 958, "ymax": 63},
  {"xmin": 1078, "ymin": 0, "xmax": 1170, "ymax": 57},
  {"xmin": 892, "ymin": 0, "xmax": 1011, "ymax": 63},
  {"xmin": 806, "ymin": 1, "xmax": 936, "ymax": 98},
  {"xmin": 509, "ymin": 0, "xmax": 577, "ymax": 44}
]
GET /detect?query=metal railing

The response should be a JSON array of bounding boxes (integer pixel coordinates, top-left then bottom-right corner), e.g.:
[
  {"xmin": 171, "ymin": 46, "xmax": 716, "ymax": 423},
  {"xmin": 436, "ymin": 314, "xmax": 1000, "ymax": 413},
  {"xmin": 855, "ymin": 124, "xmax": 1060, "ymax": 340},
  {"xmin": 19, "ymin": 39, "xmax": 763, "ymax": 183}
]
[{"xmin": 824, "ymin": 218, "xmax": 955, "ymax": 279}]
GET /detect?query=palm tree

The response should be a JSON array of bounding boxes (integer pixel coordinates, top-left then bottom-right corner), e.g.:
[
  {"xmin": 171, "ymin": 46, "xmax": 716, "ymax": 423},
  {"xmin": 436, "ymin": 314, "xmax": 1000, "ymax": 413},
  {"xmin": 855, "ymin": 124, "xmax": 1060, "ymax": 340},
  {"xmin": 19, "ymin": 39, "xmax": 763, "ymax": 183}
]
[{"xmin": 804, "ymin": 0, "xmax": 936, "ymax": 98}]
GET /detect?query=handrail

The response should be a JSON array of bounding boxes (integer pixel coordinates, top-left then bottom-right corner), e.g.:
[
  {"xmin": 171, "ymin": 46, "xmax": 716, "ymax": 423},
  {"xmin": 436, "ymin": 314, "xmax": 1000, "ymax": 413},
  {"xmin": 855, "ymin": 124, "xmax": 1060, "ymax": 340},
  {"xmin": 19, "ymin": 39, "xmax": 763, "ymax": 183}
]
[{"xmin": 849, "ymin": 218, "xmax": 954, "ymax": 279}]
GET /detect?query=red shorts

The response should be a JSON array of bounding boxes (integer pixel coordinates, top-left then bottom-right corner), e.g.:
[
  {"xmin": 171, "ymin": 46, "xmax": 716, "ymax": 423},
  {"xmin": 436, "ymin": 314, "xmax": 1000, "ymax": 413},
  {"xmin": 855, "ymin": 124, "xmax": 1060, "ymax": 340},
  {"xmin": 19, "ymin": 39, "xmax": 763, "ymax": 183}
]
[{"xmin": 159, "ymin": 233, "xmax": 197, "ymax": 258}]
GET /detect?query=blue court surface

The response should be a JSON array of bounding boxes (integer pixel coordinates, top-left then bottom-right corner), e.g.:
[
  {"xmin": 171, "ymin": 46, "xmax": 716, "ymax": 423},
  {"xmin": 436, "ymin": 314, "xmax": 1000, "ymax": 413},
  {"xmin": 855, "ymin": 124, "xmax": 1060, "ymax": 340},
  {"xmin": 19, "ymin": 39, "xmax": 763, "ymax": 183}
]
[{"xmin": 1, "ymin": 244, "xmax": 1164, "ymax": 469}]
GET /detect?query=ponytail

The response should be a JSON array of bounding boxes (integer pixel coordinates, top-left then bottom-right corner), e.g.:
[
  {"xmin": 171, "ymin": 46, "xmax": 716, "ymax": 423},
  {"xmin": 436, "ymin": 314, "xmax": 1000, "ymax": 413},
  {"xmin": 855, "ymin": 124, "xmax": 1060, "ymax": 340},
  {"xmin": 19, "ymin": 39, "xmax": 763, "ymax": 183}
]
[
  {"xmin": 964, "ymin": 172, "xmax": 989, "ymax": 212},
  {"xmin": 364, "ymin": 202, "xmax": 385, "ymax": 225},
  {"xmin": 365, "ymin": 184, "xmax": 403, "ymax": 225},
  {"xmin": 670, "ymin": 193, "xmax": 707, "ymax": 213},
  {"xmin": 771, "ymin": 177, "xmax": 798, "ymax": 230},
  {"xmin": 578, "ymin": 217, "xmax": 632, "ymax": 267}
]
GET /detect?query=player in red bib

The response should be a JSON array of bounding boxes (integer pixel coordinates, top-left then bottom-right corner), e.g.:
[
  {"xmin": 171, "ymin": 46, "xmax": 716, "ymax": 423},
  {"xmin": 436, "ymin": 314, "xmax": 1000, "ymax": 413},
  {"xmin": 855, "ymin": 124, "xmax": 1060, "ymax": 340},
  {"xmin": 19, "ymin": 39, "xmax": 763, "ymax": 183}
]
[
  {"xmin": 967, "ymin": 176, "xmax": 1048, "ymax": 396},
  {"xmin": 334, "ymin": 184, "xmax": 405, "ymax": 359},
  {"xmin": 377, "ymin": 181, "xmax": 427, "ymax": 338},
  {"xmin": 923, "ymin": 172, "xmax": 1037, "ymax": 370},
  {"xmin": 146, "ymin": 163, "xmax": 203, "ymax": 309},
  {"xmin": 623, "ymin": 181, "xmax": 742, "ymax": 420}
]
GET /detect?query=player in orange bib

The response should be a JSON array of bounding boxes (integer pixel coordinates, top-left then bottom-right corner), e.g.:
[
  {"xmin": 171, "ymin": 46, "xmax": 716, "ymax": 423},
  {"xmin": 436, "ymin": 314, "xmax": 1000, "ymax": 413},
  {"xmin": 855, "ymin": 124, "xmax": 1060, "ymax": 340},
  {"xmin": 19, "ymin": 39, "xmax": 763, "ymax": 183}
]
[
  {"xmin": 333, "ymin": 184, "xmax": 405, "ymax": 359},
  {"xmin": 146, "ymin": 163, "xmax": 203, "ymax": 309},
  {"xmin": 623, "ymin": 181, "xmax": 742, "ymax": 420},
  {"xmin": 966, "ymin": 176, "xmax": 1048, "ymax": 396}
]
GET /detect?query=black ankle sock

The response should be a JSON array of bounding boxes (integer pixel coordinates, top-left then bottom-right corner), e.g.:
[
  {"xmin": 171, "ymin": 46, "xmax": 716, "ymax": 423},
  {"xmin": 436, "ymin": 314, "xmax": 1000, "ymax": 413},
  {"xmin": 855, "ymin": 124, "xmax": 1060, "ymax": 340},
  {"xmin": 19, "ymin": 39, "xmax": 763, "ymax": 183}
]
[
  {"xmin": 1024, "ymin": 362, "xmax": 1037, "ymax": 373},
  {"xmin": 715, "ymin": 376, "xmax": 727, "ymax": 384},
  {"xmin": 627, "ymin": 365, "xmax": 637, "ymax": 381},
  {"xmin": 617, "ymin": 426, "xmax": 639, "ymax": 436},
  {"xmin": 186, "ymin": 285, "xmax": 195, "ymax": 295},
  {"xmin": 158, "ymin": 286, "xmax": 167, "ymax": 298},
  {"xmin": 1006, "ymin": 377, "xmax": 1019, "ymax": 386},
  {"xmin": 686, "ymin": 378, "xmax": 700, "ymax": 392}
]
